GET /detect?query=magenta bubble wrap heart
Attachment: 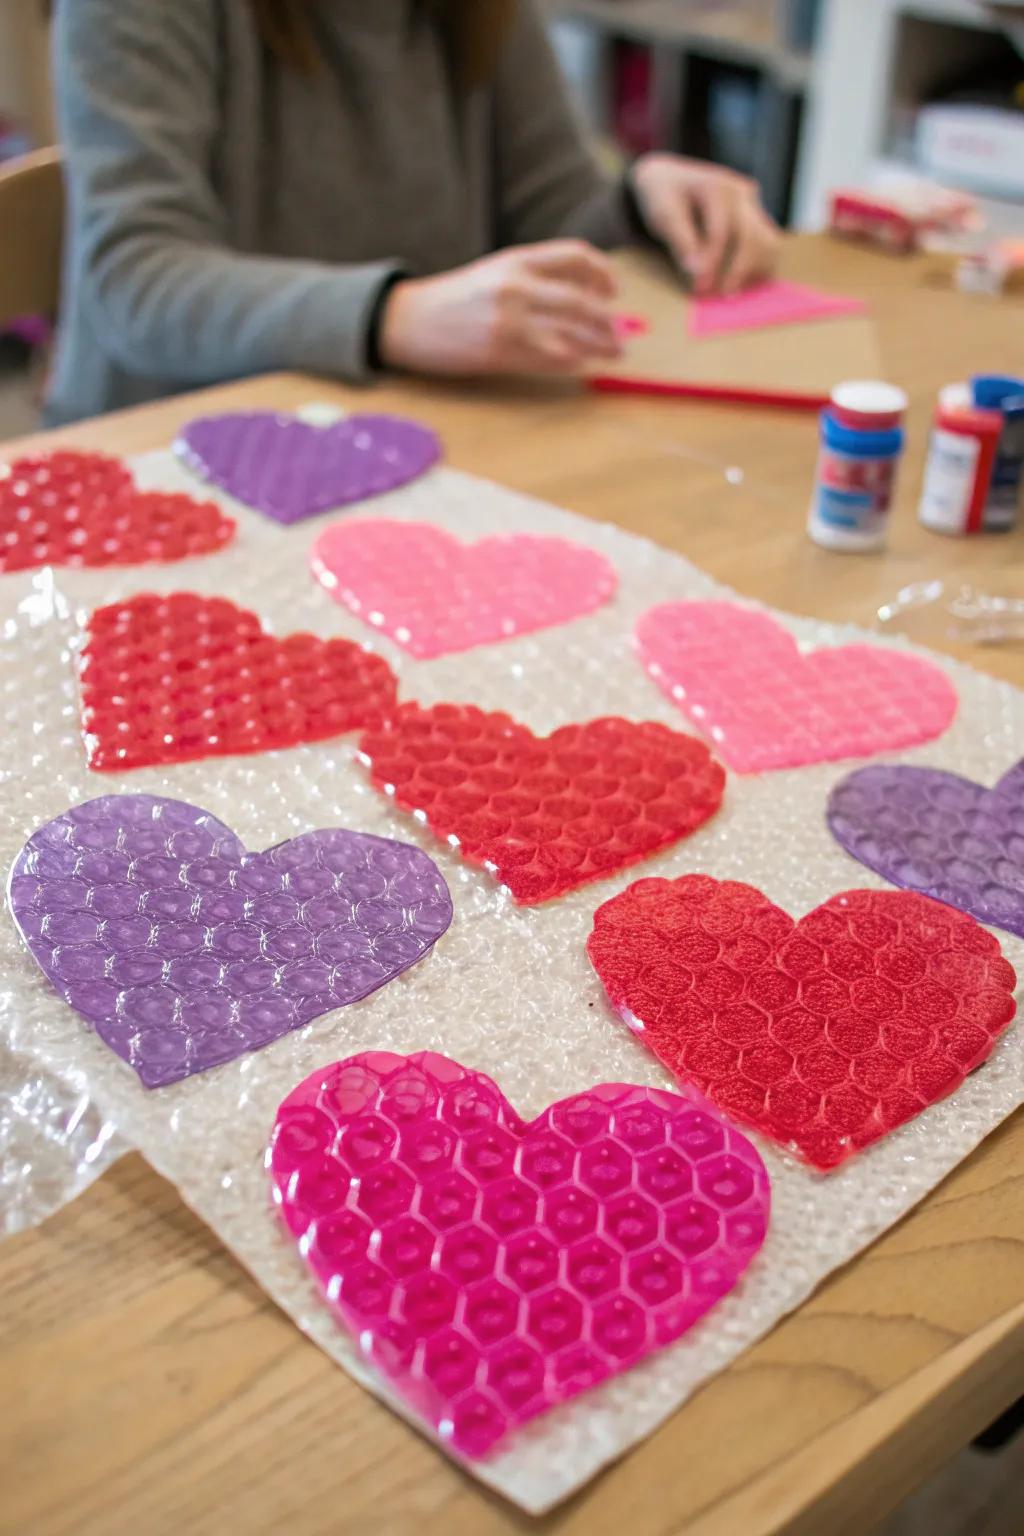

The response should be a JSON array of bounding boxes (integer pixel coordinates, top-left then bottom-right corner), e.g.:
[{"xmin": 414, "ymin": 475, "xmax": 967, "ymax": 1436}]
[
  {"xmin": 8, "ymin": 796, "xmax": 453, "ymax": 1087},
  {"xmin": 176, "ymin": 411, "xmax": 441, "ymax": 525},
  {"xmin": 270, "ymin": 1051, "xmax": 770, "ymax": 1458},
  {"xmin": 827, "ymin": 761, "xmax": 1024, "ymax": 939}
]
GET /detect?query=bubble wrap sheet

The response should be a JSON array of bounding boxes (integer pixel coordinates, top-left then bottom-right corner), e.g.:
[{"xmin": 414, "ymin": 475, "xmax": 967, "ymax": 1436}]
[{"xmin": 1, "ymin": 421, "xmax": 1023, "ymax": 1512}]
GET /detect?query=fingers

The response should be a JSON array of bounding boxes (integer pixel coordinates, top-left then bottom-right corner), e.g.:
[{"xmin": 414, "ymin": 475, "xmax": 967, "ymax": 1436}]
[
  {"xmin": 517, "ymin": 303, "xmax": 623, "ymax": 372},
  {"xmin": 530, "ymin": 331, "xmax": 588, "ymax": 373},
  {"xmin": 531, "ymin": 329, "xmax": 615, "ymax": 373},
  {"xmin": 645, "ymin": 193, "xmax": 703, "ymax": 286},
  {"xmin": 720, "ymin": 200, "xmax": 780, "ymax": 293},
  {"xmin": 527, "ymin": 277, "xmax": 620, "ymax": 354},
  {"xmin": 521, "ymin": 239, "xmax": 618, "ymax": 299},
  {"xmin": 632, "ymin": 156, "xmax": 780, "ymax": 295},
  {"xmin": 529, "ymin": 321, "xmax": 621, "ymax": 369},
  {"xmin": 690, "ymin": 181, "xmax": 734, "ymax": 296},
  {"xmin": 514, "ymin": 260, "xmax": 623, "ymax": 367}
]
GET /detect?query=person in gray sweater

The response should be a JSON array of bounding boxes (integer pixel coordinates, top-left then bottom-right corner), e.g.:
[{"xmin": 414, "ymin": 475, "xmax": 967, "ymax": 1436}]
[{"xmin": 47, "ymin": 0, "xmax": 780, "ymax": 425}]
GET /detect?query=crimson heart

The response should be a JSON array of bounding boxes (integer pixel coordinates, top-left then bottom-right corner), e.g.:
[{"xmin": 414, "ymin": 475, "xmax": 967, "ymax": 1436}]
[
  {"xmin": 0, "ymin": 449, "xmax": 234, "ymax": 571},
  {"xmin": 357, "ymin": 703, "xmax": 726, "ymax": 904},
  {"xmin": 270, "ymin": 1051, "xmax": 770, "ymax": 1457},
  {"xmin": 587, "ymin": 876, "xmax": 1017, "ymax": 1170},
  {"xmin": 81, "ymin": 592, "xmax": 398, "ymax": 771}
]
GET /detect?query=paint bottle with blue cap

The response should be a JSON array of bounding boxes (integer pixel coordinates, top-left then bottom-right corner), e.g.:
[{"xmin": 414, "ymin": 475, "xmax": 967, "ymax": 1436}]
[
  {"xmin": 971, "ymin": 374, "xmax": 1024, "ymax": 532},
  {"xmin": 808, "ymin": 381, "xmax": 907, "ymax": 552}
]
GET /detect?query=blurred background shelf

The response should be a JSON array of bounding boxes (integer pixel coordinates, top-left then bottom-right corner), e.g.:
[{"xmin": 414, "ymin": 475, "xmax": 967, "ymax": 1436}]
[
  {"xmin": 540, "ymin": 0, "xmax": 814, "ymax": 86},
  {"xmin": 545, "ymin": 0, "xmax": 1024, "ymax": 234},
  {"xmin": 792, "ymin": 0, "xmax": 1024, "ymax": 226},
  {"xmin": 545, "ymin": 0, "xmax": 816, "ymax": 222}
]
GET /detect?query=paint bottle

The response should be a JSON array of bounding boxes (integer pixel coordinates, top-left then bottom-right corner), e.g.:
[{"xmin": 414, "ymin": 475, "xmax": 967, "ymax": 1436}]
[
  {"xmin": 918, "ymin": 383, "xmax": 1003, "ymax": 536},
  {"xmin": 971, "ymin": 375, "xmax": 1024, "ymax": 532},
  {"xmin": 808, "ymin": 385, "xmax": 906, "ymax": 551}
]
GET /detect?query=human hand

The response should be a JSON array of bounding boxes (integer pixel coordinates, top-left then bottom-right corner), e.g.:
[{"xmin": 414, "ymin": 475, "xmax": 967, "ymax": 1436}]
[
  {"xmin": 378, "ymin": 240, "xmax": 623, "ymax": 377},
  {"xmin": 631, "ymin": 154, "xmax": 780, "ymax": 296}
]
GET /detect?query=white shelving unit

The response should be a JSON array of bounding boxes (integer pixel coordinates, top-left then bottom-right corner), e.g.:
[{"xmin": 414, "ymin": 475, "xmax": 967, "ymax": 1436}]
[
  {"xmin": 794, "ymin": 0, "xmax": 1024, "ymax": 228},
  {"xmin": 543, "ymin": 0, "xmax": 817, "ymax": 221}
]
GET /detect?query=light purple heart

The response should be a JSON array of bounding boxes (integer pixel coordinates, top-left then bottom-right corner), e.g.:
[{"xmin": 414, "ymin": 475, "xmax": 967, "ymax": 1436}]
[
  {"xmin": 827, "ymin": 760, "xmax": 1024, "ymax": 939},
  {"xmin": 176, "ymin": 411, "xmax": 442, "ymax": 525},
  {"xmin": 8, "ymin": 796, "xmax": 453, "ymax": 1088}
]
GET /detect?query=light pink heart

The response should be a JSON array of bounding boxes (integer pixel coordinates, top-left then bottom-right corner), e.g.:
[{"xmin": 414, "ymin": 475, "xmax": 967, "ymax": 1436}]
[
  {"xmin": 635, "ymin": 601, "xmax": 957, "ymax": 774},
  {"xmin": 311, "ymin": 519, "xmax": 617, "ymax": 659}
]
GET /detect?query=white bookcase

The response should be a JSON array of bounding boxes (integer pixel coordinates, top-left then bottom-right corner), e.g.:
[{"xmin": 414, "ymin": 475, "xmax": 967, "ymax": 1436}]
[
  {"xmin": 794, "ymin": 0, "xmax": 1024, "ymax": 229},
  {"xmin": 544, "ymin": 0, "xmax": 1024, "ymax": 234}
]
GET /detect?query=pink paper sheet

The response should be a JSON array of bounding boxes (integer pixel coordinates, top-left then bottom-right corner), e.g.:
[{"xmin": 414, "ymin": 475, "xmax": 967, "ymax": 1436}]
[{"xmin": 689, "ymin": 280, "xmax": 866, "ymax": 339}]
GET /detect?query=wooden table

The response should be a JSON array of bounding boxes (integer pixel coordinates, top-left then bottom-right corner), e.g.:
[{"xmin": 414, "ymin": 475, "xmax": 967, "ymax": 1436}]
[{"xmin": 2, "ymin": 236, "xmax": 1023, "ymax": 1536}]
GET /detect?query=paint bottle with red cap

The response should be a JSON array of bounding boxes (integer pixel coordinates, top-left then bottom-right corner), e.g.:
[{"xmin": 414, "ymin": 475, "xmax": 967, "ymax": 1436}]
[
  {"xmin": 971, "ymin": 374, "xmax": 1024, "ymax": 532},
  {"xmin": 918, "ymin": 383, "xmax": 1003, "ymax": 536}
]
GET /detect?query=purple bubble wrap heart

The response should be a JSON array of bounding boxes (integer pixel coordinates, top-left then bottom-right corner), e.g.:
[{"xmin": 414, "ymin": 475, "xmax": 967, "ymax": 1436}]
[
  {"xmin": 176, "ymin": 411, "xmax": 442, "ymax": 525},
  {"xmin": 8, "ymin": 796, "xmax": 453, "ymax": 1087},
  {"xmin": 827, "ymin": 760, "xmax": 1024, "ymax": 939}
]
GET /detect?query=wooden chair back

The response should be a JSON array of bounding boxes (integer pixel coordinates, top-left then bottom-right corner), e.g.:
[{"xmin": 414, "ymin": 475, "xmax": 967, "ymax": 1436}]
[{"xmin": 0, "ymin": 146, "xmax": 63, "ymax": 329}]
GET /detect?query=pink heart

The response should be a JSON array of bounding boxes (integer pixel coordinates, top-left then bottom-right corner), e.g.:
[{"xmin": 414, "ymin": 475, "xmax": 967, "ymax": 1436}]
[
  {"xmin": 269, "ymin": 1051, "xmax": 769, "ymax": 1457},
  {"xmin": 311, "ymin": 519, "xmax": 617, "ymax": 658},
  {"xmin": 635, "ymin": 602, "xmax": 958, "ymax": 773}
]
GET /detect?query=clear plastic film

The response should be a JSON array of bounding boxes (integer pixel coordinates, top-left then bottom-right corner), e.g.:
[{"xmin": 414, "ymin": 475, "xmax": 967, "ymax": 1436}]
[
  {"xmin": 878, "ymin": 579, "xmax": 1024, "ymax": 647},
  {"xmin": 1, "ymin": 424, "xmax": 1023, "ymax": 1512}
]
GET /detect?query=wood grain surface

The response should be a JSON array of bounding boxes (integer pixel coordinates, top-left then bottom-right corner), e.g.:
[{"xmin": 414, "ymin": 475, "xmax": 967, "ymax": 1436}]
[{"xmin": 1, "ymin": 236, "xmax": 1023, "ymax": 1536}]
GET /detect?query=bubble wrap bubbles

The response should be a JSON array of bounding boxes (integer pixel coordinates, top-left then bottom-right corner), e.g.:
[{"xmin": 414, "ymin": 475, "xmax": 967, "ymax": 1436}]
[
  {"xmin": 311, "ymin": 518, "xmax": 618, "ymax": 658},
  {"xmin": 635, "ymin": 600, "xmax": 959, "ymax": 773},
  {"xmin": 176, "ymin": 412, "xmax": 441, "ymax": 524},
  {"xmin": 270, "ymin": 1050, "xmax": 770, "ymax": 1457},
  {"xmin": 8, "ymin": 796, "xmax": 453, "ymax": 1087},
  {"xmin": 0, "ymin": 449, "xmax": 235, "ymax": 571},
  {"xmin": 588, "ymin": 876, "xmax": 1017, "ymax": 1170},
  {"xmin": 358, "ymin": 703, "xmax": 726, "ymax": 904},
  {"xmin": 827, "ymin": 761, "xmax": 1024, "ymax": 941},
  {"xmin": 81, "ymin": 592, "xmax": 398, "ymax": 771},
  {"xmin": 1, "ymin": 427, "xmax": 1023, "ymax": 1512}
]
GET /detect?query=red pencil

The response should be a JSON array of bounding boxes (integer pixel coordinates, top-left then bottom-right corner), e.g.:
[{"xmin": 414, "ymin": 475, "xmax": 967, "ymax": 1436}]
[{"xmin": 590, "ymin": 375, "xmax": 829, "ymax": 412}]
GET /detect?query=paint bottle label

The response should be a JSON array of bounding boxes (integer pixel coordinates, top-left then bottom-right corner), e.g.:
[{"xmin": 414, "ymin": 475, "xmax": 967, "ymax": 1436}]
[
  {"xmin": 919, "ymin": 428, "xmax": 981, "ymax": 534},
  {"xmin": 808, "ymin": 450, "xmax": 897, "ymax": 547},
  {"xmin": 808, "ymin": 408, "xmax": 903, "ymax": 551},
  {"xmin": 984, "ymin": 413, "xmax": 1024, "ymax": 531},
  {"xmin": 813, "ymin": 481, "xmax": 882, "ymax": 533}
]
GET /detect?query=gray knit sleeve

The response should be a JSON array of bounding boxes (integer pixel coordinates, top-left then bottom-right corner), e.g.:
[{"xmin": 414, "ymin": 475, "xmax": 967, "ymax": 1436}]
[
  {"xmin": 491, "ymin": 0, "xmax": 634, "ymax": 250},
  {"xmin": 52, "ymin": 0, "xmax": 402, "ymax": 385}
]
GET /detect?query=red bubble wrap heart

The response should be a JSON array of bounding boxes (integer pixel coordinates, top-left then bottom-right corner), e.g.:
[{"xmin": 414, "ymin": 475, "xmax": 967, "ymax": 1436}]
[
  {"xmin": 0, "ymin": 450, "xmax": 235, "ymax": 572},
  {"xmin": 270, "ymin": 1051, "xmax": 770, "ymax": 1458},
  {"xmin": 588, "ymin": 877, "xmax": 1017, "ymax": 1170},
  {"xmin": 311, "ymin": 519, "xmax": 617, "ymax": 658},
  {"xmin": 81, "ymin": 593, "xmax": 399, "ymax": 772},
  {"xmin": 635, "ymin": 601, "xmax": 958, "ymax": 773},
  {"xmin": 358, "ymin": 703, "xmax": 726, "ymax": 904}
]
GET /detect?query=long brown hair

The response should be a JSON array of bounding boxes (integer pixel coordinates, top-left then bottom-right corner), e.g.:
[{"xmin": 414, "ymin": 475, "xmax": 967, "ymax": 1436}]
[{"xmin": 250, "ymin": 0, "xmax": 517, "ymax": 87}]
